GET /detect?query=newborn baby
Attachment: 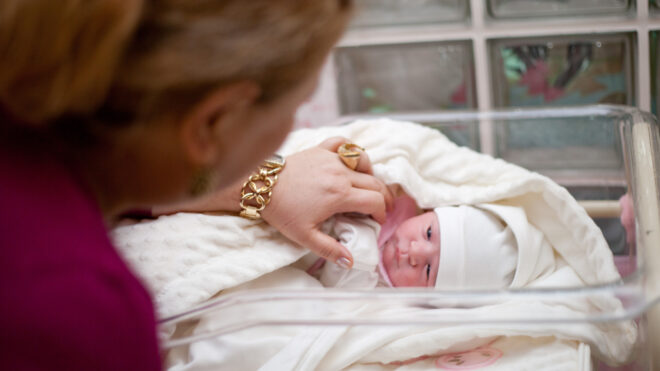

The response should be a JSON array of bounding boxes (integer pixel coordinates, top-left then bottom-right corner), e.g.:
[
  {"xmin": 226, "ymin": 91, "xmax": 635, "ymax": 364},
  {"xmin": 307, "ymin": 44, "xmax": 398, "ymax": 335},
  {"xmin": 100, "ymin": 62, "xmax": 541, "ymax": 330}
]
[
  {"xmin": 312, "ymin": 195, "xmax": 520, "ymax": 290},
  {"xmin": 380, "ymin": 206, "xmax": 518, "ymax": 289}
]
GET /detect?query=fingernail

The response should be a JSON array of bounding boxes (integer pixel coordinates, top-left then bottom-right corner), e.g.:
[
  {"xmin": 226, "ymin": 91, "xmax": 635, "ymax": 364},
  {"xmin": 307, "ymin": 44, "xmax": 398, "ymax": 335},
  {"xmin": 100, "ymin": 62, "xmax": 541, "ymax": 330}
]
[{"xmin": 336, "ymin": 257, "xmax": 352, "ymax": 269}]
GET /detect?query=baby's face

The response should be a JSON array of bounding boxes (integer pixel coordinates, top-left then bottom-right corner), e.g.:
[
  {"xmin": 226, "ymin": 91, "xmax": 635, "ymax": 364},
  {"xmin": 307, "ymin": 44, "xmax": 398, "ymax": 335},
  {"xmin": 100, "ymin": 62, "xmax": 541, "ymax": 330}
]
[{"xmin": 381, "ymin": 211, "xmax": 440, "ymax": 287}]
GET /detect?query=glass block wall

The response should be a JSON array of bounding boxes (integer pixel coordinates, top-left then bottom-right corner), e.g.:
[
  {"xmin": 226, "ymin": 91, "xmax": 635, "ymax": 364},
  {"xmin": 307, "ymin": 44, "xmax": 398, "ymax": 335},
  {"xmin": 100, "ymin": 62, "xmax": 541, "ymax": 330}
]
[{"xmin": 295, "ymin": 0, "xmax": 659, "ymax": 129}]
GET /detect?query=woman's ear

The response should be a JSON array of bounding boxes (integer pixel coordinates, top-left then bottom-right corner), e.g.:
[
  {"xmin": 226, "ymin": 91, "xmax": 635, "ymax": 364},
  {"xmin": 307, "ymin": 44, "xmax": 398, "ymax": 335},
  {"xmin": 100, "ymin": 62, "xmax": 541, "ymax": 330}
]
[{"xmin": 179, "ymin": 81, "xmax": 261, "ymax": 167}]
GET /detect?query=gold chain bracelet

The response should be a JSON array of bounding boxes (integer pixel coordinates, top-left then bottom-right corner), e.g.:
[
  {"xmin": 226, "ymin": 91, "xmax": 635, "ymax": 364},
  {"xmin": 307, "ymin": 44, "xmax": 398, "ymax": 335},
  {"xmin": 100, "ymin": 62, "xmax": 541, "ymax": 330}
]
[{"xmin": 239, "ymin": 154, "xmax": 285, "ymax": 220}]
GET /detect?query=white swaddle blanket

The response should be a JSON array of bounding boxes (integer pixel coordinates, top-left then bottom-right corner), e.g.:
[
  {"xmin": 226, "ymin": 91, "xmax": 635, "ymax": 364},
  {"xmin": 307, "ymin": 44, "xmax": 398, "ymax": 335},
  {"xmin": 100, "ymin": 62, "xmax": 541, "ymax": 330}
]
[{"xmin": 113, "ymin": 119, "xmax": 636, "ymax": 369}]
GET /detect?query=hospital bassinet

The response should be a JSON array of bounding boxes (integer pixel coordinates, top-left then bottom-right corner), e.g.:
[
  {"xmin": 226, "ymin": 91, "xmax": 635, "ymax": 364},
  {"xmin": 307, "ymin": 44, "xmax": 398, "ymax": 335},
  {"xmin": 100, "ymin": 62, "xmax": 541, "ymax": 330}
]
[{"xmin": 160, "ymin": 105, "xmax": 660, "ymax": 370}]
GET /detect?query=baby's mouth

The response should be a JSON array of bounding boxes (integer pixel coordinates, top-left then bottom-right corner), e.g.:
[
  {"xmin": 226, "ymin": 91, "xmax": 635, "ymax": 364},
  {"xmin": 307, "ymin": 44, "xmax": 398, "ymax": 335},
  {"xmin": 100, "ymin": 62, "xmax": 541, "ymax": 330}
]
[{"xmin": 385, "ymin": 239, "xmax": 399, "ymax": 269}]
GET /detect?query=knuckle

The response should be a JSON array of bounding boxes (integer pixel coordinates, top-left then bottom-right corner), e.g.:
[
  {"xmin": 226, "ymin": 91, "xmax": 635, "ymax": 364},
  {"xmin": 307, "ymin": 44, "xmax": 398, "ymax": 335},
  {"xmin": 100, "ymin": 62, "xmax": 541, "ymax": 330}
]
[
  {"xmin": 316, "ymin": 245, "xmax": 334, "ymax": 259},
  {"xmin": 326, "ymin": 165, "xmax": 345, "ymax": 177},
  {"xmin": 326, "ymin": 179, "xmax": 351, "ymax": 198}
]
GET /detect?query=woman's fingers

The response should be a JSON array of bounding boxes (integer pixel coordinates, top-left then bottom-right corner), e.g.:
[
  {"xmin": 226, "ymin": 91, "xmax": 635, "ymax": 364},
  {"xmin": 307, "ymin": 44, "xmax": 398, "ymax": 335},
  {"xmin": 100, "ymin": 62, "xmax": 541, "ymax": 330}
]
[
  {"xmin": 318, "ymin": 137, "xmax": 392, "ymax": 215},
  {"xmin": 318, "ymin": 136, "xmax": 373, "ymax": 174},
  {"xmin": 318, "ymin": 136, "xmax": 351, "ymax": 152},
  {"xmin": 352, "ymin": 146, "xmax": 372, "ymax": 175},
  {"xmin": 307, "ymin": 229, "xmax": 354, "ymax": 268},
  {"xmin": 349, "ymin": 171, "xmax": 394, "ymax": 212},
  {"xmin": 340, "ymin": 188, "xmax": 389, "ymax": 224},
  {"xmin": 261, "ymin": 141, "xmax": 393, "ymax": 270}
]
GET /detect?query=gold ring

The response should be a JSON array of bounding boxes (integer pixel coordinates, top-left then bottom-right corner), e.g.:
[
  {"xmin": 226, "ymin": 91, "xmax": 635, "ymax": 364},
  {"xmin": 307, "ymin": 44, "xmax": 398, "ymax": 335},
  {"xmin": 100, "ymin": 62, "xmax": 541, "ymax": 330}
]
[{"xmin": 337, "ymin": 143, "xmax": 364, "ymax": 171}]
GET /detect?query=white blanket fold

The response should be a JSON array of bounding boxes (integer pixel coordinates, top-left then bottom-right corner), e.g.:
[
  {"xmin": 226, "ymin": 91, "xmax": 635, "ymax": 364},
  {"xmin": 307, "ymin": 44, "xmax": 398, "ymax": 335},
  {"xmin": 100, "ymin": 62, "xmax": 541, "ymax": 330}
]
[{"xmin": 112, "ymin": 119, "xmax": 636, "ymax": 369}]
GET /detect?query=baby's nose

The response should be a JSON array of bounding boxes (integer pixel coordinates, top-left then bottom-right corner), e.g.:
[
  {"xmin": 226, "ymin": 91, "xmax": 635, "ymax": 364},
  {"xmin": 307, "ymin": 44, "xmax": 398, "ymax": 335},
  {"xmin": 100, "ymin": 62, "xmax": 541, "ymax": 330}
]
[{"xmin": 408, "ymin": 241, "xmax": 421, "ymax": 266}]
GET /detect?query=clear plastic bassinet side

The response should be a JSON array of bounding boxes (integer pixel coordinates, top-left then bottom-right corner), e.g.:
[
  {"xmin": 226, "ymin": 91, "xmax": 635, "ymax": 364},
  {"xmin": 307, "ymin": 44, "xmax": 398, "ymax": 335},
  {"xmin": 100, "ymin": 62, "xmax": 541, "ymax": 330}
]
[
  {"xmin": 625, "ymin": 107, "xmax": 660, "ymax": 370},
  {"xmin": 159, "ymin": 105, "xmax": 660, "ymax": 370}
]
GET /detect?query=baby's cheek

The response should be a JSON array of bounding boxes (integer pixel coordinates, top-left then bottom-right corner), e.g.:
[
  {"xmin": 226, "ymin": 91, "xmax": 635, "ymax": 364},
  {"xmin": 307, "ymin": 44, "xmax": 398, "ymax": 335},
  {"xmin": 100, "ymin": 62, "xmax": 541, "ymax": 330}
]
[
  {"xmin": 381, "ymin": 249, "xmax": 395, "ymax": 272},
  {"xmin": 393, "ymin": 270, "xmax": 423, "ymax": 287},
  {"xmin": 431, "ymin": 266, "xmax": 440, "ymax": 286}
]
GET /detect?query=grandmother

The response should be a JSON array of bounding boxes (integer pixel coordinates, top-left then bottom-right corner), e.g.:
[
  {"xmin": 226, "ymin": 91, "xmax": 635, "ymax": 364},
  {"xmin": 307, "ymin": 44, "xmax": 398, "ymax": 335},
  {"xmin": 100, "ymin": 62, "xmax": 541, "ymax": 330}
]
[{"xmin": 0, "ymin": 1, "xmax": 391, "ymax": 369}]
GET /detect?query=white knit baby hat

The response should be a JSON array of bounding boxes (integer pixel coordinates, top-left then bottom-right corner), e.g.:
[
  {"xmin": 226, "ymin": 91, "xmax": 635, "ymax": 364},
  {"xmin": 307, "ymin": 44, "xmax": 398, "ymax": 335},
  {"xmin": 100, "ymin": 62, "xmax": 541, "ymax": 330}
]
[{"xmin": 434, "ymin": 205, "xmax": 518, "ymax": 289}]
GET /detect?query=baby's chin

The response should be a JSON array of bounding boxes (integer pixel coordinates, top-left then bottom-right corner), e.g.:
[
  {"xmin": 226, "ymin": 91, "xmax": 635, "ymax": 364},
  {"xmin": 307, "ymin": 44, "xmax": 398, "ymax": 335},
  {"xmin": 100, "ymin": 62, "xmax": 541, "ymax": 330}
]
[
  {"xmin": 382, "ymin": 263, "xmax": 398, "ymax": 287},
  {"xmin": 390, "ymin": 274, "xmax": 417, "ymax": 287}
]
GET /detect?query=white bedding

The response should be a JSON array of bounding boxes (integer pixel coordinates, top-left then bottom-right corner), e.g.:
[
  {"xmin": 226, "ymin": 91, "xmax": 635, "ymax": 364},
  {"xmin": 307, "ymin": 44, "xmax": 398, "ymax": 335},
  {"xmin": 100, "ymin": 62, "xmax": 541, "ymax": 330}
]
[
  {"xmin": 167, "ymin": 266, "xmax": 600, "ymax": 371},
  {"xmin": 113, "ymin": 119, "xmax": 637, "ymax": 369}
]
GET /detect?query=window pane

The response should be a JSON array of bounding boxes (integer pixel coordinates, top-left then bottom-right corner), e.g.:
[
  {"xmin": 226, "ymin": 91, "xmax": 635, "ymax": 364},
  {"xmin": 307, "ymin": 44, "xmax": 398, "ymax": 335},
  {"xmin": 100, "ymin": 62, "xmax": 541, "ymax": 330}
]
[
  {"xmin": 351, "ymin": 0, "xmax": 467, "ymax": 27},
  {"xmin": 335, "ymin": 41, "xmax": 476, "ymax": 114},
  {"xmin": 488, "ymin": 0, "xmax": 631, "ymax": 18},
  {"xmin": 490, "ymin": 33, "xmax": 634, "ymax": 108},
  {"xmin": 494, "ymin": 115, "xmax": 623, "ymax": 174},
  {"xmin": 423, "ymin": 121, "xmax": 481, "ymax": 150}
]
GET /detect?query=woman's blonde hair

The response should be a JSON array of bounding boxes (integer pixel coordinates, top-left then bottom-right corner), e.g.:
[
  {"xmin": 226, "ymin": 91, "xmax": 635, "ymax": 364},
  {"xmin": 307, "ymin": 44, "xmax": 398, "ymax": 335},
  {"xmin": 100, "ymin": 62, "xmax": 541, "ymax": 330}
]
[{"xmin": 0, "ymin": 0, "xmax": 352, "ymax": 126}]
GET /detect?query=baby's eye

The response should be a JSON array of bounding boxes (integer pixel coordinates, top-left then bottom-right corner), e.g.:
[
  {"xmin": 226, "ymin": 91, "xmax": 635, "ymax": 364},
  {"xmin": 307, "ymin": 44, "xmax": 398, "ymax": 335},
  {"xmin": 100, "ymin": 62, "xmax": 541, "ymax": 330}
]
[
  {"xmin": 426, "ymin": 226, "xmax": 432, "ymax": 240},
  {"xmin": 425, "ymin": 264, "xmax": 431, "ymax": 279}
]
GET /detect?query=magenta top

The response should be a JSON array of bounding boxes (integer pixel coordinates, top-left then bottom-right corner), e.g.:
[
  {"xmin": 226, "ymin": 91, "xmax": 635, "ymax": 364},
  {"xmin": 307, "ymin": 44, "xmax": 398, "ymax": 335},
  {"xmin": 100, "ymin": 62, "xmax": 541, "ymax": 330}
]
[{"xmin": 0, "ymin": 133, "xmax": 162, "ymax": 370}]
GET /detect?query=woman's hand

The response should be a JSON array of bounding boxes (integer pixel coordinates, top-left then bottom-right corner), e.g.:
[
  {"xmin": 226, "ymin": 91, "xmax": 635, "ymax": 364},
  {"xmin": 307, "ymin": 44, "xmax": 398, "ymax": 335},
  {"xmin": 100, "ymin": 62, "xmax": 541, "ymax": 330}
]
[
  {"xmin": 152, "ymin": 137, "xmax": 393, "ymax": 268},
  {"xmin": 261, "ymin": 137, "xmax": 393, "ymax": 268}
]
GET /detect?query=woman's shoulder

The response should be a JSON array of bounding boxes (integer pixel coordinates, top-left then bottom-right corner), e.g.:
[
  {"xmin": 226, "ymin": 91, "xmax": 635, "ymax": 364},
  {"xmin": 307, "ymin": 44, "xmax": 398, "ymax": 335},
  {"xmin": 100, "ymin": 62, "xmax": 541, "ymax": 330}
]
[
  {"xmin": 0, "ymin": 144, "xmax": 161, "ymax": 370},
  {"xmin": 0, "ymin": 255, "xmax": 162, "ymax": 370},
  {"xmin": 0, "ymin": 142, "xmax": 117, "ymax": 267}
]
